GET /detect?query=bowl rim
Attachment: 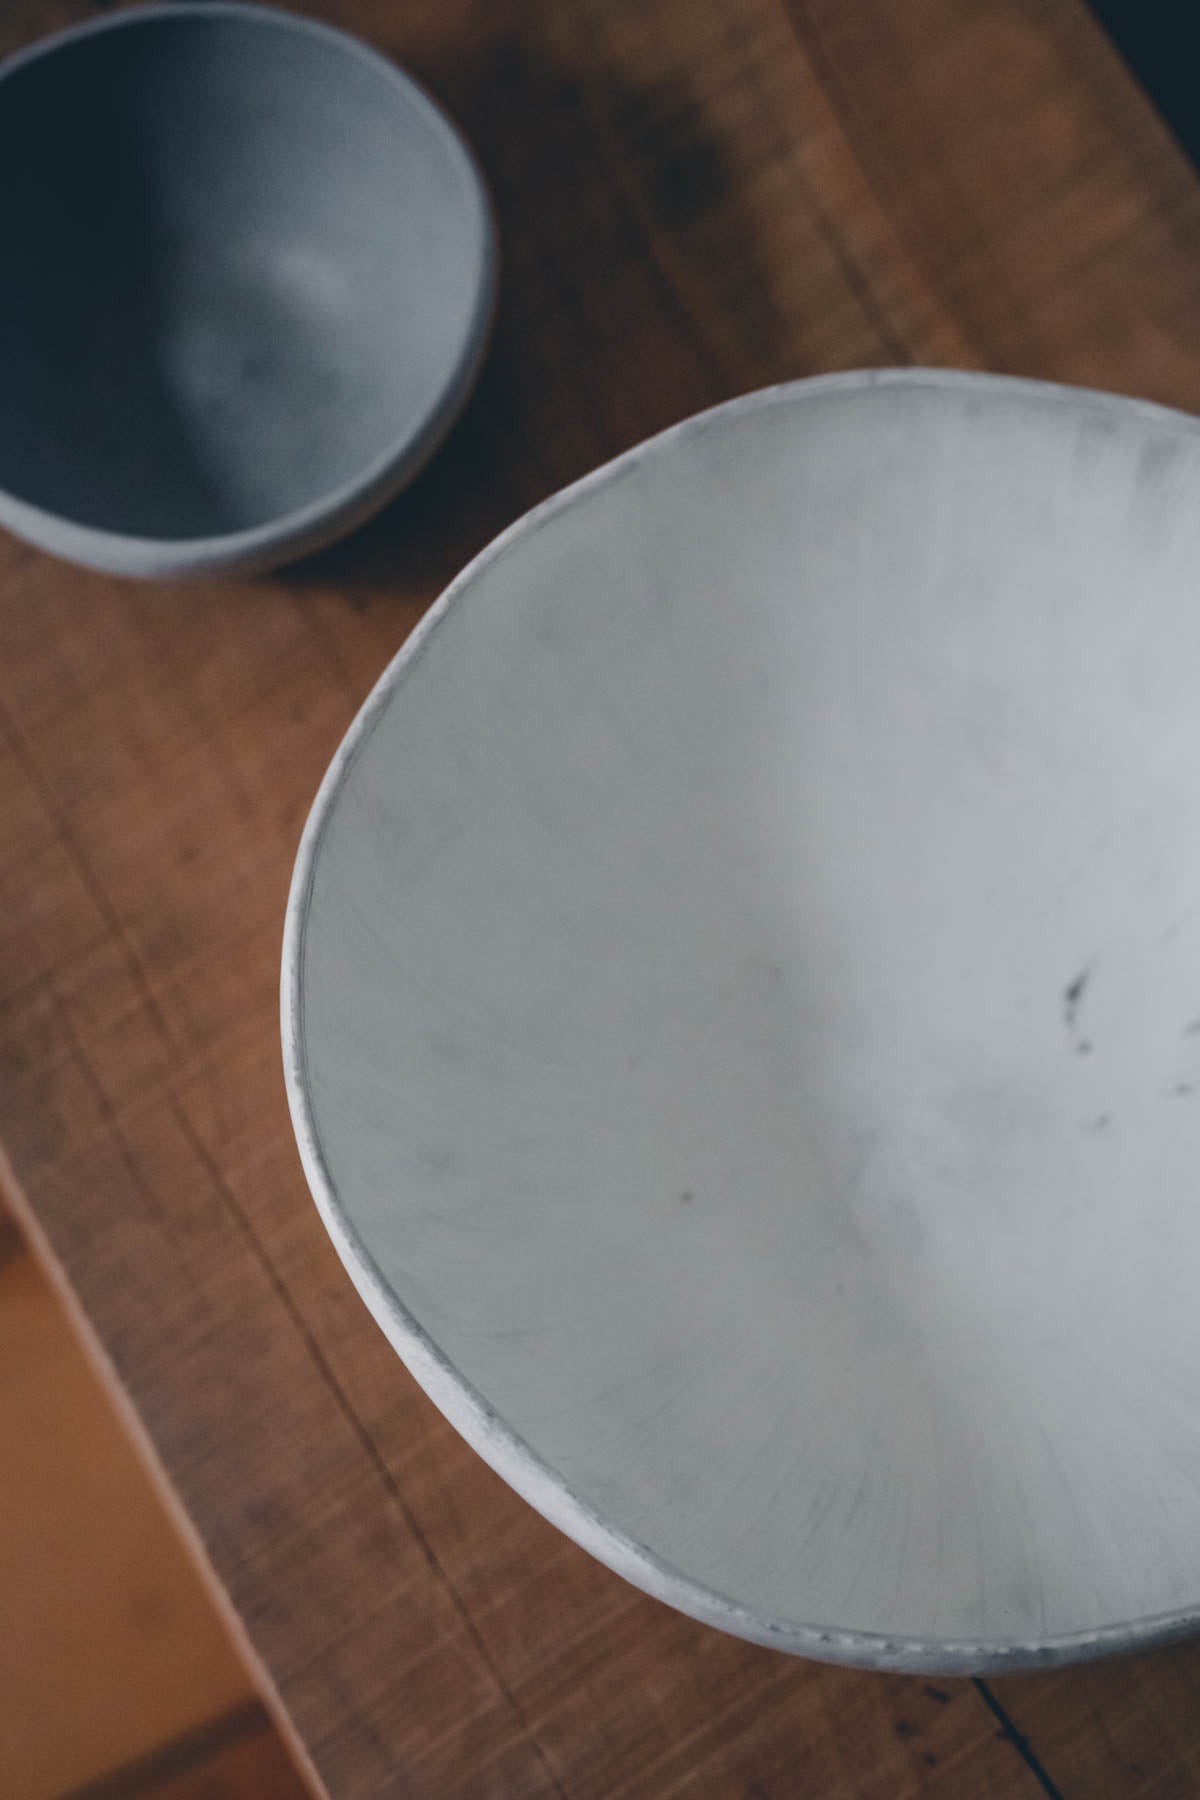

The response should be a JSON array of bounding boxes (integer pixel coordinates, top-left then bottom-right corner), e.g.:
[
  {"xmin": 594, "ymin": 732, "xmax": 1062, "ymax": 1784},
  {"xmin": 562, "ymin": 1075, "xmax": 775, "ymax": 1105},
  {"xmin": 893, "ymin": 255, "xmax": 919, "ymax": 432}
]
[
  {"xmin": 282, "ymin": 365, "xmax": 1200, "ymax": 1673},
  {"xmin": 0, "ymin": 0, "xmax": 498, "ymax": 578}
]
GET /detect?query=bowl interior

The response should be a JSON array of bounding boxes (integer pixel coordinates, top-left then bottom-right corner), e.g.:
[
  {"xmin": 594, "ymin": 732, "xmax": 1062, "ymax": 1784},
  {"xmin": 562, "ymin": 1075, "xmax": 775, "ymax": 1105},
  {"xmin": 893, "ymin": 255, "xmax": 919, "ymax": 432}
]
[
  {"xmin": 291, "ymin": 374, "xmax": 1200, "ymax": 1661},
  {"xmin": 0, "ymin": 8, "xmax": 487, "ymax": 540}
]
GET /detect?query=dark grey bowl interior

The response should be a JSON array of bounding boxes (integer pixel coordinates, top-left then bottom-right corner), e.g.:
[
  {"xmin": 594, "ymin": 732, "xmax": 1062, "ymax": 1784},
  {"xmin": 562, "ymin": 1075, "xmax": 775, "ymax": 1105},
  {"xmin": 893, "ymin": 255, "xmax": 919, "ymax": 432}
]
[{"xmin": 0, "ymin": 4, "xmax": 493, "ymax": 571}]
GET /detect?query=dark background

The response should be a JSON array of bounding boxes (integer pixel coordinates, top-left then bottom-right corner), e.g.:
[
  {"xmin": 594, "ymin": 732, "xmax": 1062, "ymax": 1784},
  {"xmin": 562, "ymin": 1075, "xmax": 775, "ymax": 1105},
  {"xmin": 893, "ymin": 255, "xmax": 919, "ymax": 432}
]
[{"xmin": 1091, "ymin": 2, "xmax": 1200, "ymax": 168}]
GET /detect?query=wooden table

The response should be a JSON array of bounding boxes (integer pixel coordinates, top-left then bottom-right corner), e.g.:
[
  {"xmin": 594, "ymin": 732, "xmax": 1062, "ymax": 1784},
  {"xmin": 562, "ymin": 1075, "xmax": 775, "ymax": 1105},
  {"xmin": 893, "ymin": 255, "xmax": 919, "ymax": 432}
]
[{"xmin": 5, "ymin": 1, "xmax": 1200, "ymax": 1794}]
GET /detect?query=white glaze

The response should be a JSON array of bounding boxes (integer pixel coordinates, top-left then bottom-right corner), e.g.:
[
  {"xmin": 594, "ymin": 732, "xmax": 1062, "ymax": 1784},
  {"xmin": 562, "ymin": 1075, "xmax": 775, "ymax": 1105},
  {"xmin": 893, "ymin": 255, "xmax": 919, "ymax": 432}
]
[{"xmin": 284, "ymin": 370, "xmax": 1200, "ymax": 1672}]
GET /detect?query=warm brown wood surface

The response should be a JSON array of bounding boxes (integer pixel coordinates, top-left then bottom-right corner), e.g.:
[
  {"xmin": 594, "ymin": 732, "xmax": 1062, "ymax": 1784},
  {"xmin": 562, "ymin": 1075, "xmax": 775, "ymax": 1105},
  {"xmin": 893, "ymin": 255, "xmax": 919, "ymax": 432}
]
[
  {"xmin": 0, "ymin": 1204, "xmax": 307, "ymax": 1800},
  {"xmin": 4, "ymin": 1, "xmax": 1200, "ymax": 1794}
]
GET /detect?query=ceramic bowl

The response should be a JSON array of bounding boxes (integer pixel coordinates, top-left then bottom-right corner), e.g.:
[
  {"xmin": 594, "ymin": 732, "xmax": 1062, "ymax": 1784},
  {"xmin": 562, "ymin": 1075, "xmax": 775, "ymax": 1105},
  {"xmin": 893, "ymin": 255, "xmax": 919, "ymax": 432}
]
[
  {"xmin": 284, "ymin": 370, "xmax": 1200, "ymax": 1673},
  {"xmin": 0, "ymin": 3, "xmax": 494, "ymax": 578}
]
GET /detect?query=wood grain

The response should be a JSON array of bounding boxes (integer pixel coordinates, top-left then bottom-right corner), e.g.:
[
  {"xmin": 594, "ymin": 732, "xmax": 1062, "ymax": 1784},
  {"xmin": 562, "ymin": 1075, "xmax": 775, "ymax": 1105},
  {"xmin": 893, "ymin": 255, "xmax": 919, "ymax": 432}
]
[
  {"xmin": 0, "ymin": 1213, "xmax": 298, "ymax": 1800},
  {"xmin": 989, "ymin": 1645, "xmax": 1200, "ymax": 1798},
  {"xmin": 3, "ymin": 0, "xmax": 1200, "ymax": 1793},
  {"xmin": 56, "ymin": 1700, "xmax": 305, "ymax": 1800}
]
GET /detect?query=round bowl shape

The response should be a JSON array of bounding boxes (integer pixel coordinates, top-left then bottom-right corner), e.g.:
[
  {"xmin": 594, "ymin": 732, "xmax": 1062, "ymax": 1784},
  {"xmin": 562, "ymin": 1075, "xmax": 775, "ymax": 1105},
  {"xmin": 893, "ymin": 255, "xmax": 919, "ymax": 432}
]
[
  {"xmin": 284, "ymin": 370, "xmax": 1200, "ymax": 1673},
  {"xmin": 0, "ymin": 3, "xmax": 494, "ymax": 577}
]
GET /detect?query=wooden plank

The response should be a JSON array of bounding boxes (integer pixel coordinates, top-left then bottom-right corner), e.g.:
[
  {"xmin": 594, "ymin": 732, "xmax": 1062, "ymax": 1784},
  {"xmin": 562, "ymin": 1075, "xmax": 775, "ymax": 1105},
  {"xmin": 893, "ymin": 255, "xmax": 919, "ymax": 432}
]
[
  {"xmin": 56, "ymin": 1700, "xmax": 307, "ymax": 1800},
  {"xmin": 787, "ymin": 0, "xmax": 1200, "ymax": 405},
  {"xmin": 0, "ymin": 1221, "xmax": 259, "ymax": 1799},
  {"xmin": 989, "ymin": 1645, "xmax": 1200, "ymax": 1799},
  {"xmin": 2, "ymin": 0, "xmax": 1200, "ymax": 1793}
]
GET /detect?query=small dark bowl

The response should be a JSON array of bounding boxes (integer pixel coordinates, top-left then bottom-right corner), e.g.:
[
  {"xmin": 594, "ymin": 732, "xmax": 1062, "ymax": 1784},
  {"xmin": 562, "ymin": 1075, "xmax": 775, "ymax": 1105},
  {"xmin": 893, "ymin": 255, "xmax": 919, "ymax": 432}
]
[{"xmin": 0, "ymin": 3, "xmax": 496, "ymax": 577}]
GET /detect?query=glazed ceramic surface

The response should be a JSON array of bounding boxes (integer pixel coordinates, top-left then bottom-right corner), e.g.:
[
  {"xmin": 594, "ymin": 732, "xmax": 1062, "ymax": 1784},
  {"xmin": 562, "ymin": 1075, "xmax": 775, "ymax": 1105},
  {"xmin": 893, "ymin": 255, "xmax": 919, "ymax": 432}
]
[
  {"xmin": 0, "ymin": 3, "xmax": 494, "ymax": 577},
  {"xmin": 284, "ymin": 370, "xmax": 1200, "ymax": 1672}
]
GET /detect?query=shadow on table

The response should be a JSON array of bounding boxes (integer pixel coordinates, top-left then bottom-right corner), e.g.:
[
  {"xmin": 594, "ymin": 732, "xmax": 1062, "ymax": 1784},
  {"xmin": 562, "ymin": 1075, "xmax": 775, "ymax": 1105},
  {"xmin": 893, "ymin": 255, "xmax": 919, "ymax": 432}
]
[{"xmin": 282, "ymin": 29, "xmax": 788, "ymax": 603}]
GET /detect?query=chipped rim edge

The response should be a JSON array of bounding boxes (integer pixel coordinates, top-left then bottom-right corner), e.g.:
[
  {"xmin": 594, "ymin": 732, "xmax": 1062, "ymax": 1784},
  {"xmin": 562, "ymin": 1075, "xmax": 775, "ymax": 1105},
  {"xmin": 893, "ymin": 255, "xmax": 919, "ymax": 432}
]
[
  {"xmin": 0, "ymin": 0, "xmax": 498, "ymax": 579},
  {"xmin": 282, "ymin": 366, "xmax": 1200, "ymax": 1674}
]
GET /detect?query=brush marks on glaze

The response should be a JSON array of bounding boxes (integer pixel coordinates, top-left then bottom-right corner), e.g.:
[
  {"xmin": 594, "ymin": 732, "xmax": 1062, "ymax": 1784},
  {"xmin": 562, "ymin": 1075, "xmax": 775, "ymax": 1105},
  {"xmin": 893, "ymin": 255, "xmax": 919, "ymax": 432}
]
[{"xmin": 284, "ymin": 369, "xmax": 1200, "ymax": 1672}]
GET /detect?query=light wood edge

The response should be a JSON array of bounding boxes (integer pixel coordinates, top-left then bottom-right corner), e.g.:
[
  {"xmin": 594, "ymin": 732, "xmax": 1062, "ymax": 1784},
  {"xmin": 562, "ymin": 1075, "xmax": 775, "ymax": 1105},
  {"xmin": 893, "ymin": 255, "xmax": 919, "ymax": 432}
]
[{"xmin": 0, "ymin": 1140, "xmax": 332, "ymax": 1800}]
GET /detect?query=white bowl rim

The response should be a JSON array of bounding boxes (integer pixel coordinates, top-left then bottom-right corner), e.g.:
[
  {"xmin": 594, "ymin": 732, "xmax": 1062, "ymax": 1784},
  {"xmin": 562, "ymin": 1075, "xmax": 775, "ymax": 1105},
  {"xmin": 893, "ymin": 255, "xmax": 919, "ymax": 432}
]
[
  {"xmin": 0, "ymin": 0, "xmax": 498, "ymax": 578},
  {"xmin": 282, "ymin": 365, "xmax": 1200, "ymax": 1673}
]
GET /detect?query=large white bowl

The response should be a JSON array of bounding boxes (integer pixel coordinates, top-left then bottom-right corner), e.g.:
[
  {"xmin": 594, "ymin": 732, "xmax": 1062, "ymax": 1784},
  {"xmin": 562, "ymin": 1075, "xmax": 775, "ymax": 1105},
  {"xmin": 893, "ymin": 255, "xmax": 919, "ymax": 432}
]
[{"xmin": 284, "ymin": 370, "xmax": 1200, "ymax": 1673}]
